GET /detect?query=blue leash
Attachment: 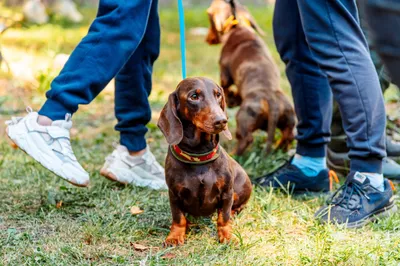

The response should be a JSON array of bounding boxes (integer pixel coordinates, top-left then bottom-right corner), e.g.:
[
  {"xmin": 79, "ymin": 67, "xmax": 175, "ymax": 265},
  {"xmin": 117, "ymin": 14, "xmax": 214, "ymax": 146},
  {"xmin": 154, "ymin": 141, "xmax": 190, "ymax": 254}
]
[{"xmin": 177, "ymin": 0, "xmax": 187, "ymax": 79}]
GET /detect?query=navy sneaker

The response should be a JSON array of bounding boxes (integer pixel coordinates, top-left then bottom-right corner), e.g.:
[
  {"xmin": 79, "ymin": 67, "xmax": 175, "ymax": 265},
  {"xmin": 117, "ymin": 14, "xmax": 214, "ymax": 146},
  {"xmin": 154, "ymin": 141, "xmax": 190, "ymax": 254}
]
[
  {"xmin": 315, "ymin": 172, "xmax": 397, "ymax": 228},
  {"xmin": 255, "ymin": 157, "xmax": 330, "ymax": 193}
]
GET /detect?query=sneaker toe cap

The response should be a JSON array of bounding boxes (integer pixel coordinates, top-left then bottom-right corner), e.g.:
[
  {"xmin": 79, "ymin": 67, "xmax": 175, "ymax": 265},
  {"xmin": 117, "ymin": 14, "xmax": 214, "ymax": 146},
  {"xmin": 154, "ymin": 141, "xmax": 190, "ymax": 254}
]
[{"xmin": 61, "ymin": 163, "xmax": 90, "ymax": 187}]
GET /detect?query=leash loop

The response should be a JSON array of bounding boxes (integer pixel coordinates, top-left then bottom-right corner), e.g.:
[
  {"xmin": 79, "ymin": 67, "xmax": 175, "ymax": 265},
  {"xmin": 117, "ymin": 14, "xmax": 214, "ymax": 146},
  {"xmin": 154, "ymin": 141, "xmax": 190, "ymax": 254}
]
[{"xmin": 177, "ymin": 0, "xmax": 187, "ymax": 79}]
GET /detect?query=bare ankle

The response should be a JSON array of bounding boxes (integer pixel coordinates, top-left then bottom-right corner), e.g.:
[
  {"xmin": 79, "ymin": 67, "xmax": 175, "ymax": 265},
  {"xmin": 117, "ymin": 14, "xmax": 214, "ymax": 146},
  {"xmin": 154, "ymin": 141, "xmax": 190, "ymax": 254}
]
[
  {"xmin": 37, "ymin": 115, "xmax": 53, "ymax": 126},
  {"xmin": 129, "ymin": 149, "xmax": 146, "ymax": 157}
]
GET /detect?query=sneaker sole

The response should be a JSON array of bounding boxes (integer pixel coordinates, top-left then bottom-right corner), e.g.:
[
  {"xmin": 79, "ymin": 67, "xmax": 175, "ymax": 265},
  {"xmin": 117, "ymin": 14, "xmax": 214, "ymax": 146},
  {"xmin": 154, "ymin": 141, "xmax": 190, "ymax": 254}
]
[
  {"xmin": 6, "ymin": 126, "xmax": 89, "ymax": 187},
  {"xmin": 259, "ymin": 180, "xmax": 330, "ymax": 195},
  {"xmin": 100, "ymin": 167, "xmax": 128, "ymax": 185},
  {"xmin": 100, "ymin": 166, "xmax": 167, "ymax": 190},
  {"xmin": 344, "ymin": 202, "xmax": 398, "ymax": 229}
]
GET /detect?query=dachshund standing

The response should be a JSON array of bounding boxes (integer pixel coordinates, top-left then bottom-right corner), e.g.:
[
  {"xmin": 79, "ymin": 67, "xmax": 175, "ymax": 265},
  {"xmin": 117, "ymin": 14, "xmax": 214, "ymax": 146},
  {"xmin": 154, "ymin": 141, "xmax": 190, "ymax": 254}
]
[
  {"xmin": 206, "ymin": 0, "xmax": 296, "ymax": 155},
  {"xmin": 158, "ymin": 77, "xmax": 252, "ymax": 246}
]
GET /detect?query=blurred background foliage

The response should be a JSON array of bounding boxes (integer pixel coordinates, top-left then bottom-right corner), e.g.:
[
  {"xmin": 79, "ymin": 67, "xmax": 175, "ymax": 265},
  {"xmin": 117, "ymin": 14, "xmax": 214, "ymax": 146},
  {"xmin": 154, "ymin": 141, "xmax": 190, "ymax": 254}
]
[{"xmin": 4, "ymin": 0, "xmax": 275, "ymax": 7}]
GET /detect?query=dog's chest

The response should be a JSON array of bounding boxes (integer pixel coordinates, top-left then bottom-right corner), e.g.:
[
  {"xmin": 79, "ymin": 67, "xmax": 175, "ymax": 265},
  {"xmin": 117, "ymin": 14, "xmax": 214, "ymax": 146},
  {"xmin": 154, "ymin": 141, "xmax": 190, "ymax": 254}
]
[{"xmin": 178, "ymin": 168, "xmax": 225, "ymax": 216}]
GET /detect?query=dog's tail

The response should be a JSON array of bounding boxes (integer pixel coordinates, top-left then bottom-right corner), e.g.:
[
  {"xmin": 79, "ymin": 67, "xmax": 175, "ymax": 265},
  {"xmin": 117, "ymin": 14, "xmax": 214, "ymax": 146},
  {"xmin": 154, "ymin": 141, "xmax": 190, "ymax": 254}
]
[{"xmin": 266, "ymin": 107, "xmax": 278, "ymax": 154}]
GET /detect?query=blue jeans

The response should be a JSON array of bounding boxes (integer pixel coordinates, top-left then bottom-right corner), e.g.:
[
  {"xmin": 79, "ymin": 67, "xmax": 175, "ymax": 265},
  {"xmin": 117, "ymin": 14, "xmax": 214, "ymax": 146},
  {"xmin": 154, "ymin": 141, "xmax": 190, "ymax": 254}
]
[
  {"xmin": 273, "ymin": 0, "xmax": 386, "ymax": 173},
  {"xmin": 39, "ymin": 0, "xmax": 160, "ymax": 152}
]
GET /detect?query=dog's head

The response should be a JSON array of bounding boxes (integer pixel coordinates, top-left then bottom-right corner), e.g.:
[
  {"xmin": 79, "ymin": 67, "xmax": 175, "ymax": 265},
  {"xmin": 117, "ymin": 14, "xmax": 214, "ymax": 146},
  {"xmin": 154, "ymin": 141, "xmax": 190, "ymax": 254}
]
[
  {"xmin": 158, "ymin": 77, "xmax": 232, "ymax": 145},
  {"xmin": 206, "ymin": 0, "xmax": 264, "ymax": 45}
]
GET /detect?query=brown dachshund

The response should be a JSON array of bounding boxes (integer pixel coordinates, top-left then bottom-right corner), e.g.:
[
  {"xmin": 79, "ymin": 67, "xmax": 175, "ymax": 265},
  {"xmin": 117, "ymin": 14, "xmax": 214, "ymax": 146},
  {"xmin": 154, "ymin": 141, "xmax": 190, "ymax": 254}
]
[
  {"xmin": 206, "ymin": 0, "xmax": 296, "ymax": 155},
  {"xmin": 158, "ymin": 77, "xmax": 252, "ymax": 246}
]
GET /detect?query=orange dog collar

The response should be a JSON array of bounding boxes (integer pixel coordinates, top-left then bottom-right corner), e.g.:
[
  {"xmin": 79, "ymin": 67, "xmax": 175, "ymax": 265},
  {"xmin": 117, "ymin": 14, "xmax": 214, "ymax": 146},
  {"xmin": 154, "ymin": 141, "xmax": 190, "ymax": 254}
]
[
  {"xmin": 222, "ymin": 15, "xmax": 251, "ymax": 34},
  {"xmin": 171, "ymin": 144, "xmax": 220, "ymax": 164}
]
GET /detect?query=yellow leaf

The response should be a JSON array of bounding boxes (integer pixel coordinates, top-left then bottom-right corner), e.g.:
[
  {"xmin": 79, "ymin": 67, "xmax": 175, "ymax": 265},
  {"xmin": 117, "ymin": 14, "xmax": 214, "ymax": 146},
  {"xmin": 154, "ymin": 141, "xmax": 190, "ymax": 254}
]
[
  {"xmin": 130, "ymin": 206, "xmax": 144, "ymax": 215},
  {"xmin": 162, "ymin": 253, "xmax": 176, "ymax": 259},
  {"xmin": 56, "ymin": 201, "xmax": 63, "ymax": 209},
  {"xmin": 131, "ymin": 243, "xmax": 148, "ymax": 251}
]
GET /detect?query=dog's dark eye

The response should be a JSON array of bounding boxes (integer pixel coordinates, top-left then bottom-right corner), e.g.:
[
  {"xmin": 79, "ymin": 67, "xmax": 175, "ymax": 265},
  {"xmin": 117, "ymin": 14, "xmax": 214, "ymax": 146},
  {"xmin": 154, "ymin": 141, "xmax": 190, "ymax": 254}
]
[
  {"xmin": 216, "ymin": 92, "xmax": 222, "ymax": 99},
  {"xmin": 190, "ymin": 93, "xmax": 199, "ymax": 101}
]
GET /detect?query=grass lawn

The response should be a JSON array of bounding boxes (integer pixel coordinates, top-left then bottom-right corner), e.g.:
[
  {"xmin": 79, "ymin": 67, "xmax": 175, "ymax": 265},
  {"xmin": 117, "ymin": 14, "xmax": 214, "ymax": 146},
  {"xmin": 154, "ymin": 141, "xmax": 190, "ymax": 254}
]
[{"xmin": 1, "ymin": 4, "xmax": 400, "ymax": 265}]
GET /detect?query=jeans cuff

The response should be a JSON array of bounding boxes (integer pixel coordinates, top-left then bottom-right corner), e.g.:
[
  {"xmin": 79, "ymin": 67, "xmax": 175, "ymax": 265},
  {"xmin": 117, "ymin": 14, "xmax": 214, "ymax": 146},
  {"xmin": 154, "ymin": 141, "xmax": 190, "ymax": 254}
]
[
  {"xmin": 120, "ymin": 132, "xmax": 147, "ymax": 152},
  {"xmin": 296, "ymin": 142, "xmax": 327, "ymax": 157},
  {"xmin": 39, "ymin": 99, "xmax": 72, "ymax": 121},
  {"xmin": 350, "ymin": 157, "xmax": 383, "ymax": 174}
]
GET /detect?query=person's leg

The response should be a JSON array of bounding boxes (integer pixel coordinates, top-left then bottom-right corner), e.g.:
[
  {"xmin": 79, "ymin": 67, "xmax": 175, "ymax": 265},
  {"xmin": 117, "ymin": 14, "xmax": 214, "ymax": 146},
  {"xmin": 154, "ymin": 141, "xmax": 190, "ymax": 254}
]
[
  {"xmin": 6, "ymin": 0, "xmax": 156, "ymax": 187},
  {"xmin": 362, "ymin": 0, "xmax": 400, "ymax": 159},
  {"xmin": 297, "ymin": 0, "xmax": 396, "ymax": 226},
  {"xmin": 114, "ymin": 0, "xmax": 160, "ymax": 153},
  {"xmin": 357, "ymin": 0, "xmax": 391, "ymax": 91},
  {"xmin": 100, "ymin": 0, "xmax": 167, "ymax": 190},
  {"xmin": 257, "ymin": 0, "xmax": 332, "ymax": 192},
  {"xmin": 297, "ymin": 0, "xmax": 386, "ymax": 174},
  {"xmin": 363, "ymin": 0, "xmax": 400, "ymax": 88},
  {"xmin": 39, "ymin": 0, "xmax": 155, "ymax": 120},
  {"xmin": 328, "ymin": 0, "xmax": 400, "ymax": 179},
  {"xmin": 330, "ymin": 0, "xmax": 390, "ymax": 149},
  {"xmin": 273, "ymin": 0, "xmax": 332, "ymax": 161}
]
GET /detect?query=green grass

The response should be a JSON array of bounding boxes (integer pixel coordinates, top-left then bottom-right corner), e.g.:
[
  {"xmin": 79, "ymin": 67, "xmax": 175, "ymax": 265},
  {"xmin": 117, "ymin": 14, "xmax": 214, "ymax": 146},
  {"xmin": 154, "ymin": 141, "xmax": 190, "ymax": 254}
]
[{"xmin": 1, "ymin": 5, "xmax": 400, "ymax": 265}]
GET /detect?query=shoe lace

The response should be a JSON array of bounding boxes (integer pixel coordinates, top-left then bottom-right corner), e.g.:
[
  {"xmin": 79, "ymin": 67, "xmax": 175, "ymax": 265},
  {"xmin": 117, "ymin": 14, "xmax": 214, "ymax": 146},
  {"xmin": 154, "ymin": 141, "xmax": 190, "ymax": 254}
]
[
  {"xmin": 5, "ymin": 106, "xmax": 33, "ymax": 126},
  {"xmin": 327, "ymin": 180, "xmax": 370, "ymax": 211}
]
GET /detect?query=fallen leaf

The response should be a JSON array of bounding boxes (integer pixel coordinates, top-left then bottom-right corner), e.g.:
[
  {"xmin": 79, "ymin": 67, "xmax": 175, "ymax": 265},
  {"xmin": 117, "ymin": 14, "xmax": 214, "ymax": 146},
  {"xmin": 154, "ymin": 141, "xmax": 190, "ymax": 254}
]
[
  {"xmin": 56, "ymin": 201, "xmax": 63, "ymax": 209},
  {"xmin": 161, "ymin": 253, "xmax": 176, "ymax": 259},
  {"xmin": 130, "ymin": 206, "xmax": 144, "ymax": 215},
  {"xmin": 10, "ymin": 141, "xmax": 18, "ymax": 149},
  {"xmin": 131, "ymin": 243, "xmax": 149, "ymax": 251},
  {"xmin": 84, "ymin": 235, "xmax": 92, "ymax": 245}
]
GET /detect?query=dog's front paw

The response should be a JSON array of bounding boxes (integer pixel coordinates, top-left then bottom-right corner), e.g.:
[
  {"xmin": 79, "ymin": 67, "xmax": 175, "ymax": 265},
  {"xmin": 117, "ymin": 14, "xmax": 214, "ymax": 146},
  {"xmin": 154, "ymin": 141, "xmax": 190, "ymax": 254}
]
[
  {"xmin": 217, "ymin": 224, "xmax": 232, "ymax": 243},
  {"xmin": 164, "ymin": 234, "xmax": 185, "ymax": 247},
  {"xmin": 164, "ymin": 227, "xmax": 186, "ymax": 247}
]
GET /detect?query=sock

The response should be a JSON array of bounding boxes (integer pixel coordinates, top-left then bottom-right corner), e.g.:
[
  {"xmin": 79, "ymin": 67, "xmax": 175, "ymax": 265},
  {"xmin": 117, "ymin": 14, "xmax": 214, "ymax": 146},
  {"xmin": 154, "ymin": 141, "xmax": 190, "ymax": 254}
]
[
  {"xmin": 291, "ymin": 154, "xmax": 327, "ymax": 177},
  {"xmin": 361, "ymin": 172, "xmax": 384, "ymax": 192}
]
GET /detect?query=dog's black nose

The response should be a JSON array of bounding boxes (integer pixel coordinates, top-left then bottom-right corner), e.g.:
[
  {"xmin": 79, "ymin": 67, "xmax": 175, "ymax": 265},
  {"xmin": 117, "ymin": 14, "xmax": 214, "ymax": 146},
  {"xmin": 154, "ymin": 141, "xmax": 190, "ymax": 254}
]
[{"xmin": 214, "ymin": 118, "xmax": 228, "ymax": 129}]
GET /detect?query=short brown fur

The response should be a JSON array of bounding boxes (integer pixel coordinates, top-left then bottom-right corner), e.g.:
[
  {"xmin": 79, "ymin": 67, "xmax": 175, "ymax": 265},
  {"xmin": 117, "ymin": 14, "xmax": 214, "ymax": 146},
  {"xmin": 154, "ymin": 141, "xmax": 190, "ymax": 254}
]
[
  {"xmin": 158, "ymin": 77, "xmax": 252, "ymax": 246},
  {"xmin": 206, "ymin": 0, "xmax": 296, "ymax": 155}
]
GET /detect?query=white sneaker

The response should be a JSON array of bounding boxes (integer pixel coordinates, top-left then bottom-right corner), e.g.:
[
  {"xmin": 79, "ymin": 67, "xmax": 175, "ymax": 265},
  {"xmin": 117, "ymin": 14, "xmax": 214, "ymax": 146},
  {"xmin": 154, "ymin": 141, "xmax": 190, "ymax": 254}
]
[
  {"xmin": 5, "ymin": 108, "xmax": 89, "ymax": 187},
  {"xmin": 100, "ymin": 144, "xmax": 167, "ymax": 190}
]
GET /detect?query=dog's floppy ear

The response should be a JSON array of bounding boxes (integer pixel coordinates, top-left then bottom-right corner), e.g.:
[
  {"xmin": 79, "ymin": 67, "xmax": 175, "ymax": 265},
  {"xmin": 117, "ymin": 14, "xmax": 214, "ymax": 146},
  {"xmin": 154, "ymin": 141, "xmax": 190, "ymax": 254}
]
[
  {"xmin": 206, "ymin": 12, "xmax": 221, "ymax": 45},
  {"xmin": 219, "ymin": 86, "xmax": 232, "ymax": 140},
  {"xmin": 158, "ymin": 92, "xmax": 183, "ymax": 145},
  {"xmin": 239, "ymin": 7, "xmax": 265, "ymax": 36},
  {"xmin": 220, "ymin": 87, "xmax": 227, "ymax": 114}
]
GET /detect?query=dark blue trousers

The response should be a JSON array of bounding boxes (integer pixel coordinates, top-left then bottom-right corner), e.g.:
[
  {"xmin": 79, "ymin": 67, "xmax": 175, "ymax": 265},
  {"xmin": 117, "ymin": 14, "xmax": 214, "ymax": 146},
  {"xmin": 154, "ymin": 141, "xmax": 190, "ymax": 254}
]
[
  {"xmin": 273, "ymin": 0, "xmax": 386, "ymax": 173},
  {"xmin": 39, "ymin": 0, "xmax": 160, "ymax": 152},
  {"xmin": 362, "ymin": 0, "xmax": 400, "ymax": 88}
]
